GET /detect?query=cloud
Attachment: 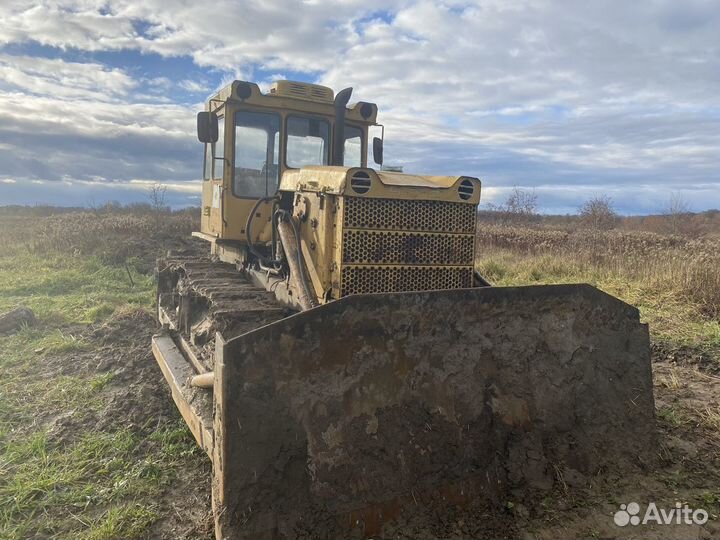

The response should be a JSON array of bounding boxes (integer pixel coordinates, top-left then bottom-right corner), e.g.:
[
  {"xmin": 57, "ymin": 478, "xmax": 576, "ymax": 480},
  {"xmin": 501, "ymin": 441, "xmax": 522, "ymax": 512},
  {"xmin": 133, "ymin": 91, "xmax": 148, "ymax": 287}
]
[
  {"xmin": 0, "ymin": 0, "xmax": 718, "ymax": 213},
  {"xmin": 0, "ymin": 1, "xmax": 137, "ymax": 51},
  {"xmin": 0, "ymin": 1, "xmax": 399, "ymax": 71},
  {"xmin": 0, "ymin": 88, "xmax": 200, "ymax": 185},
  {"xmin": 178, "ymin": 79, "xmax": 207, "ymax": 93},
  {"xmin": 0, "ymin": 54, "xmax": 136, "ymax": 101}
]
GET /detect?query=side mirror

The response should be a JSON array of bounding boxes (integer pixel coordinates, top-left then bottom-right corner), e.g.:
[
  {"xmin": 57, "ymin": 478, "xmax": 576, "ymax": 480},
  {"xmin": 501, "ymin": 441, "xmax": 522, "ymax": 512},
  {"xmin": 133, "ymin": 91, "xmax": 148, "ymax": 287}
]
[
  {"xmin": 372, "ymin": 136, "xmax": 383, "ymax": 166},
  {"xmin": 197, "ymin": 111, "xmax": 218, "ymax": 143}
]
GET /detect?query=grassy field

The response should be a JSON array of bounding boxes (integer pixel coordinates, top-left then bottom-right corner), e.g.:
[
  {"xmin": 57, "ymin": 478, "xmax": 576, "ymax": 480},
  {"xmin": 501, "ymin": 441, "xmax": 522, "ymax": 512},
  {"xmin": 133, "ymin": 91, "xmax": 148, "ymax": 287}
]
[
  {"xmin": 1, "ymin": 209, "xmax": 719, "ymax": 539},
  {"xmin": 476, "ymin": 225, "xmax": 720, "ymax": 354},
  {"xmin": 0, "ymin": 212, "xmax": 211, "ymax": 540}
]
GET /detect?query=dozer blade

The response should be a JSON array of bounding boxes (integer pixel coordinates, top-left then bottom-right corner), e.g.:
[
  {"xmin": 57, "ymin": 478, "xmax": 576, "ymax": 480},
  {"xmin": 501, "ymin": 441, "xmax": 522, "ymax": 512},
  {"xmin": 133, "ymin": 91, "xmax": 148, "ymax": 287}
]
[{"xmin": 211, "ymin": 284, "xmax": 655, "ymax": 539}]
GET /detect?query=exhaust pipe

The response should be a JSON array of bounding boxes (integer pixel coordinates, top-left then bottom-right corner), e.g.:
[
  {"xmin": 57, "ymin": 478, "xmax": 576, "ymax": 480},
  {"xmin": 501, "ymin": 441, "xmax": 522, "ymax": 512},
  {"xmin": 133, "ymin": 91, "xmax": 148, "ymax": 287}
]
[{"xmin": 331, "ymin": 87, "xmax": 353, "ymax": 166}]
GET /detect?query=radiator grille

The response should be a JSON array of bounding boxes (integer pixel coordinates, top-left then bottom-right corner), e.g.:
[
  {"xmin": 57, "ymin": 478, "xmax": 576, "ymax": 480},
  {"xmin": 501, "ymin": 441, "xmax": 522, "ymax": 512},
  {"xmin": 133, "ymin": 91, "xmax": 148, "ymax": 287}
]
[
  {"xmin": 344, "ymin": 197, "xmax": 476, "ymax": 234},
  {"xmin": 341, "ymin": 266, "xmax": 473, "ymax": 296},
  {"xmin": 340, "ymin": 197, "xmax": 476, "ymax": 296},
  {"xmin": 343, "ymin": 230, "xmax": 474, "ymax": 265}
]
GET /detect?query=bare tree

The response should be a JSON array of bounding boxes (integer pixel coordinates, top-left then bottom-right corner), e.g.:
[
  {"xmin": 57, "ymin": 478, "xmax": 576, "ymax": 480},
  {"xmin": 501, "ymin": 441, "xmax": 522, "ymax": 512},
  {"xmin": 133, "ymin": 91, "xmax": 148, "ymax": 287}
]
[
  {"xmin": 485, "ymin": 186, "xmax": 538, "ymax": 224},
  {"xmin": 102, "ymin": 200, "xmax": 121, "ymax": 213},
  {"xmin": 148, "ymin": 183, "xmax": 168, "ymax": 222},
  {"xmin": 505, "ymin": 186, "xmax": 538, "ymax": 217},
  {"xmin": 579, "ymin": 195, "xmax": 618, "ymax": 230},
  {"xmin": 664, "ymin": 192, "xmax": 692, "ymax": 235},
  {"xmin": 86, "ymin": 196, "xmax": 99, "ymax": 214}
]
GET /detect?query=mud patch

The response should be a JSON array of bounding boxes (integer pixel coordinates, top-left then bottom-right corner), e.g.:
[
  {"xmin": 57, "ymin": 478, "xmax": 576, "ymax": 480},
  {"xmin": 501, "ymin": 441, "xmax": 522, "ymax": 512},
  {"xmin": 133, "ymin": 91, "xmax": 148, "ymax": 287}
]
[
  {"xmin": 40, "ymin": 309, "xmax": 213, "ymax": 539},
  {"xmin": 41, "ymin": 310, "xmax": 176, "ymax": 439},
  {"xmin": 652, "ymin": 340, "xmax": 720, "ymax": 375}
]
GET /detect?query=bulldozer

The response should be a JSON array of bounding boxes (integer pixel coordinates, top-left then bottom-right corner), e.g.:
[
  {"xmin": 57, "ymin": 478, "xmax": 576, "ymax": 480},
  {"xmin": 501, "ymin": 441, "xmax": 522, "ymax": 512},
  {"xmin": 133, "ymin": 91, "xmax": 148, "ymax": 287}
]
[{"xmin": 152, "ymin": 80, "xmax": 656, "ymax": 540}]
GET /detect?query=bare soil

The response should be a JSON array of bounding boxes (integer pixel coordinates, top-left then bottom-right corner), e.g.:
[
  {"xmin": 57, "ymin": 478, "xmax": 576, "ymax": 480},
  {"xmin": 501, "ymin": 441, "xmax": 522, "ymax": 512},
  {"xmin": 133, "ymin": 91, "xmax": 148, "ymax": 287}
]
[{"xmin": 39, "ymin": 310, "xmax": 214, "ymax": 540}]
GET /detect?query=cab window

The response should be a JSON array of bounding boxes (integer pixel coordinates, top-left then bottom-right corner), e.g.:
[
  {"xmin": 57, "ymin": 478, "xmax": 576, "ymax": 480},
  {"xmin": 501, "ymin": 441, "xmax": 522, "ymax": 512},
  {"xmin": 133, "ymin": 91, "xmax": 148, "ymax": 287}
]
[
  {"xmin": 234, "ymin": 110, "xmax": 280, "ymax": 198},
  {"xmin": 343, "ymin": 124, "xmax": 363, "ymax": 168},
  {"xmin": 212, "ymin": 115, "xmax": 225, "ymax": 179},
  {"xmin": 203, "ymin": 142, "xmax": 211, "ymax": 180},
  {"xmin": 286, "ymin": 116, "xmax": 330, "ymax": 168}
]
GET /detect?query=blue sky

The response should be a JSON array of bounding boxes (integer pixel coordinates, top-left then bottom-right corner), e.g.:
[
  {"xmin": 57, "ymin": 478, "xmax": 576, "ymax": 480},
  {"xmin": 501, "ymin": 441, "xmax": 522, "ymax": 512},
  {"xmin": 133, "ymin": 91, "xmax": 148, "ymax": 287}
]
[{"xmin": 0, "ymin": 0, "xmax": 718, "ymax": 214}]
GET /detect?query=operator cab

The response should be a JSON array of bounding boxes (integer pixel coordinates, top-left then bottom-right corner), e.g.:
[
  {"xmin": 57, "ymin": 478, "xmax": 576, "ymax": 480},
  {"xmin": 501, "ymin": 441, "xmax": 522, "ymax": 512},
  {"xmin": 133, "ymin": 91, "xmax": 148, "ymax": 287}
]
[{"xmin": 195, "ymin": 80, "xmax": 382, "ymax": 253}]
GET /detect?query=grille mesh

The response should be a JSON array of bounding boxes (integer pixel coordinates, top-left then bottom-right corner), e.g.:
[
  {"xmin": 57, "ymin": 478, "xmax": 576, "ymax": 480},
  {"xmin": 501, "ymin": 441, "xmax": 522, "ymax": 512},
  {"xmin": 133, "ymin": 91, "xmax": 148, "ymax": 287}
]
[
  {"xmin": 344, "ymin": 197, "xmax": 476, "ymax": 234},
  {"xmin": 341, "ymin": 266, "xmax": 473, "ymax": 296},
  {"xmin": 343, "ymin": 230, "xmax": 474, "ymax": 265},
  {"xmin": 340, "ymin": 196, "xmax": 476, "ymax": 296}
]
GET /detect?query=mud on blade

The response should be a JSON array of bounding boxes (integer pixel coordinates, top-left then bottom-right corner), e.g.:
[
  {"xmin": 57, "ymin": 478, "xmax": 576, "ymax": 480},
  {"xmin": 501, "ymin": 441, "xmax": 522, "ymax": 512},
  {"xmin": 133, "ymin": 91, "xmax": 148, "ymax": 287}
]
[{"xmin": 211, "ymin": 283, "xmax": 655, "ymax": 539}]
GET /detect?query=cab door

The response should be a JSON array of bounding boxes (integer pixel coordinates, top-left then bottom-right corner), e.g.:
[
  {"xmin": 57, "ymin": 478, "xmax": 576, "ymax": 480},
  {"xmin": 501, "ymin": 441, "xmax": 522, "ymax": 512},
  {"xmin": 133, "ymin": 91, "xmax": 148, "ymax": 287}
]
[
  {"xmin": 201, "ymin": 114, "xmax": 225, "ymax": 236},
  {"xmin": 222, "ymin": 108, "xmax": 281, "ymax": 243}
]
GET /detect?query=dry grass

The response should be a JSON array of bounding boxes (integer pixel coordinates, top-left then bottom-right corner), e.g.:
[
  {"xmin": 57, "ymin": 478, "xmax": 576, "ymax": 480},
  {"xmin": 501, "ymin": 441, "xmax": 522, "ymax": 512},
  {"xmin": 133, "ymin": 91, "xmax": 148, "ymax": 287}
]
[
  {"xmin": 658, "ymin": 368, "xmax": 684, "ymax": 390},
  {"xmin": 698, "ymin": 405, "xmax": 720, "ymax": 433},
  {"xmin": 0, "ymin": 211, "xmax": 199, "ymax": 272},
  {"xmin": 476, "ymin": 224, "xmax": 720, "ymax": 320},
  {"xmin": 32, "ymin": 212, "xmax": 197, "ymax": 264}
]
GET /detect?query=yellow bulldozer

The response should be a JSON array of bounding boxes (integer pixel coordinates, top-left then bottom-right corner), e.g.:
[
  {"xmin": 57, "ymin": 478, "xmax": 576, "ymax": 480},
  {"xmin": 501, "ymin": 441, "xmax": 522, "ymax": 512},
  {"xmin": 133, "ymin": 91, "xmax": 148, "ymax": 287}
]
[{"xmin": 152, "ymin": 80, "xmax": 656, "ymax": 539}]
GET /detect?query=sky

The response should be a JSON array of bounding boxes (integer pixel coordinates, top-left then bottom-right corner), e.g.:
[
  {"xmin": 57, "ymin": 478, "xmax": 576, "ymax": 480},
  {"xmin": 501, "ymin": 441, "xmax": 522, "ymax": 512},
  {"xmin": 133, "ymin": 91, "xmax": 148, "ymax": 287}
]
[{"xmin": 0, "ymin": 1, "xmax": 718, "ymax": 214}]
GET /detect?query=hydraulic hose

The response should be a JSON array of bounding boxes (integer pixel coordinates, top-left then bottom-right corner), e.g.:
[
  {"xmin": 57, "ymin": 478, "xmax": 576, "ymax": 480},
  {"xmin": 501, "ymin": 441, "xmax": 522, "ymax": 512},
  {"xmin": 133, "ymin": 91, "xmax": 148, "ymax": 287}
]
[{"xmin": 275, "ymin": 209, "xmax": 318, "ymax": 310}]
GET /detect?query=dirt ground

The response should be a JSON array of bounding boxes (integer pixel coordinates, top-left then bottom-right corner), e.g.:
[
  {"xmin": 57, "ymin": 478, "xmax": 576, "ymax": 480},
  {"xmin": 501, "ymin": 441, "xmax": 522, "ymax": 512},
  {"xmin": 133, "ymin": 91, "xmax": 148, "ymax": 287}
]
[
  {"xmin": 32, "ymin": 310, "xmax": 214, "ymax": 539},
  {"xmin": 33, "ymin": 310, "xmax": 717, "ymax": 540}
]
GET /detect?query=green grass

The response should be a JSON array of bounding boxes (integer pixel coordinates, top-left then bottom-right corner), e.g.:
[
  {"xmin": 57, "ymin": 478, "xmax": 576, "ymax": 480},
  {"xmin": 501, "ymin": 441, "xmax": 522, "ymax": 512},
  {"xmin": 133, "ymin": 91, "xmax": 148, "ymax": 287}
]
[
  {"xmin": 0, "ymin": 424, "xmax": 197, "ymax": 540},
  {"xmin": 0, "ymin": 253, "xmax": 153, "ymax": 325},
  {"xmin": 83, "ymin": 504, "xmax": 159, "ymax": 540},
  {"xmin": 0, "ymin": 246, "xmax": 201, "ymax": 539},
  {"xmin": 656, "ymin": 405, "xmax": 686, "ymax": 427}
]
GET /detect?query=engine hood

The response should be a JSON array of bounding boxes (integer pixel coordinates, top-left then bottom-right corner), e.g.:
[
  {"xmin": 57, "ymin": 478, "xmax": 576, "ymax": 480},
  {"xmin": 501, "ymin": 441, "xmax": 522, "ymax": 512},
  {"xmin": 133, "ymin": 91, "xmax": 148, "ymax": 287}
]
[{"xmin": 280, "ymin": 166, "xmax": 481, "ymax": 204}]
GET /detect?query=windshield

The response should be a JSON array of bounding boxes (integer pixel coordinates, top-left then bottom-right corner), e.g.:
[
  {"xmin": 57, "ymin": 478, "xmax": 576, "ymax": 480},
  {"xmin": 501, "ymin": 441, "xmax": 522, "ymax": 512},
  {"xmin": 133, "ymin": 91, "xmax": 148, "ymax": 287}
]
[
  {"xmin": 344, "ymin": 124, "xmax": 363, "ymax": 168},
  {"xmin": 286, "ymin": 116, "xmax": 330, "ymax": 168},
  {"xmin": 234, "ymin": 110, "xmax": 280, "ymax": 197}
]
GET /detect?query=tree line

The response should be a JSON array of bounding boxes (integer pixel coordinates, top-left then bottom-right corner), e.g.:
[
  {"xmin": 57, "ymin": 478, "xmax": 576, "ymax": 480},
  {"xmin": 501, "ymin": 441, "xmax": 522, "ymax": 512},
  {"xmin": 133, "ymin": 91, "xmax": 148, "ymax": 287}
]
[{"xmin": 480, "ymin": 187, "xmax": 716, "ymax": 236}]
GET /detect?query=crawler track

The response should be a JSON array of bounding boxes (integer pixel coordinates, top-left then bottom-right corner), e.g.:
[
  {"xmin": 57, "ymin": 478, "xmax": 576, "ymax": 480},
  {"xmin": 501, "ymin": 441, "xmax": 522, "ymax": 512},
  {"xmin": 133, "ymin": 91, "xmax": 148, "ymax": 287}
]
[{"xmin": 157, "ymin": 255, "xmax": 291, "ymax": 371}]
